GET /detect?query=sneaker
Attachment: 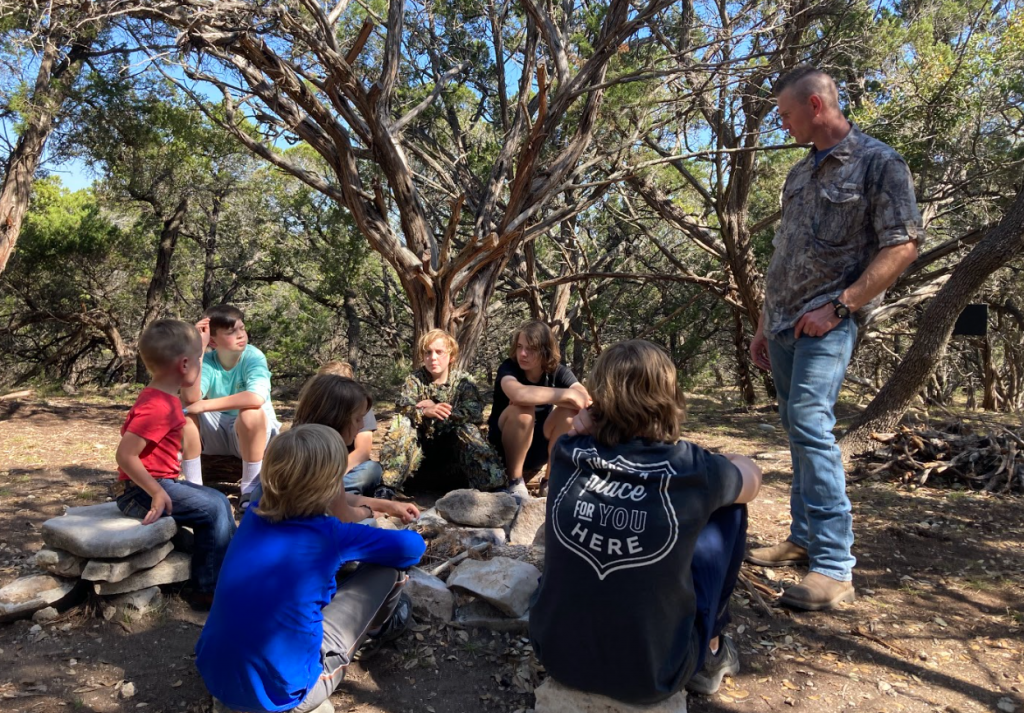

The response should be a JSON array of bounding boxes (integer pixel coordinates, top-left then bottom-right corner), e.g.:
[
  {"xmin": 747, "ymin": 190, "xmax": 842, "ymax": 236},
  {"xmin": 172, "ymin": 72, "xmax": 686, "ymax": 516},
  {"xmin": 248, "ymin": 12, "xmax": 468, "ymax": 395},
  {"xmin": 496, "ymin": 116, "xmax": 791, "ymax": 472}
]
[
  {"xmin": 354, "ymin": 593, "xmax": 412, "ymax": 661},
  {"xmin": 373, "ymin": 485, "xmax": 396, "ymax": 501},
  {"xmin": 237, "ymin": 491, "xmax": 253, "ymax": 512},
  {"xmin": 686, "ymin": 634, "xmax": 740, "ymax": 695},
  {"xmin": 507, "ymin": 479, "xmax": 530, "ymax": 503}
]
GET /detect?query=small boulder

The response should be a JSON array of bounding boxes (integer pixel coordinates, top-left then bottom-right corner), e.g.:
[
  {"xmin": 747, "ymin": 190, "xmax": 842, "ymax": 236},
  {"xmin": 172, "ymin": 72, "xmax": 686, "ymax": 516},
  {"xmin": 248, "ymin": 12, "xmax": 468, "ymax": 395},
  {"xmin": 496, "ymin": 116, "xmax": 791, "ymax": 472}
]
[
  {"xmin": 32, "ymin": 606, "xmax": 59, "ymax": 623},
  {"xmin": 405, "ymin": 568, "xmax": 454, "ymax": 622},
  {"xmin": 82, "ymin": 541, "xmax": 174, "ymax": 583},
  {"xmin": 435, "ymin": 489, "xmax": 518, "ymax": 528},
  {"xmin": 457, "ymin": 527, "xmax": 507, "ymax": 549},
  {"xmin": 454, "ymin": 599, "xmax": 529, "ymax": 633},
  {"xmin": 108, "ymin": 586, "xmax": 163, "ymax": 616},
  {"xmin": 0, "ymin": 575, "xmax": 77, "ymax": 623},
  {"xmin": 534, "ymin": 678, "xmax": 687, "ymax": 713},
  {"xmin": 92, "ymin": 551, "xmax": 191, "ymax": 596},
  {"xmin": 34, "ymin": 548, "xmax": 87, "ymax": 578},
  {"xmin": 42, "ymin": 502, "xmax": 176, "ymax": 559},
  {"xmin": 509, "ymin": 497, "xmax": 546, "ymax": 546},
  {"xmin": 447, "ymin": 556, "xmax": 540, "ymax": 617}
]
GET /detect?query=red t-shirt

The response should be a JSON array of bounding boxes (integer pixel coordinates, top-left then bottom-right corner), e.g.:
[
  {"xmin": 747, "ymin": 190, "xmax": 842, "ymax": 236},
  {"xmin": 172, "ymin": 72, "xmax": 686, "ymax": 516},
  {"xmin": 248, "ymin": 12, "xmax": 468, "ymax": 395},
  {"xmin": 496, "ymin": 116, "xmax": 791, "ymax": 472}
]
[{"xmin": 117, "ymin": 387, "xmax": 185, "ymax": 481}]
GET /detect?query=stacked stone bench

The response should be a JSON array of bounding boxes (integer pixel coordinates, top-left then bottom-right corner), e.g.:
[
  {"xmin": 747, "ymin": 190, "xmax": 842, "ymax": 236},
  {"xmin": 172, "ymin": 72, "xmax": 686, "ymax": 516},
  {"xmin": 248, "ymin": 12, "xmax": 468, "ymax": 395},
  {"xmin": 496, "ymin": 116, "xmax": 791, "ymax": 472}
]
[{"xmin": 0, "ymin": 502, "xmax": 191, "ymax": 624}]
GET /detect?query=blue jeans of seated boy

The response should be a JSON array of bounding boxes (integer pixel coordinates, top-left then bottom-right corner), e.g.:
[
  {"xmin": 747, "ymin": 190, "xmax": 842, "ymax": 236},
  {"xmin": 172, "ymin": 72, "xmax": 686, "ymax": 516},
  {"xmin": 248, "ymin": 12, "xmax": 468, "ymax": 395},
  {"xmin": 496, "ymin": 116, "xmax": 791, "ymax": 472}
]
[
  {"xmin": 116, "ymin": 480, "xmax": 236, "ymax": 593},
  {"xmin": 344, "ymin": 460, "xmax": 382, "ymax": 495},
  {"xmin": 766, "ymin": 317, "xmax": 858, "ymax": 581},
  {"xmin": 690, "ymin": 504, "xmax": 747, "ymax": 677}
]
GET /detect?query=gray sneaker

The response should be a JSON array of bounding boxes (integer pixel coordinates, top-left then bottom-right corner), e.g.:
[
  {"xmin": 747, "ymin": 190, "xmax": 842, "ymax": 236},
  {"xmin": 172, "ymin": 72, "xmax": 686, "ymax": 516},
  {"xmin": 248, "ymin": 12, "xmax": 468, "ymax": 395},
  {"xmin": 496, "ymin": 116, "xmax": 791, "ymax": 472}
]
[
  {"xmin": 686, "ymin": 634, "xmax": 740, "ymax": 695},
  {"xmin": 507, "ymin": 479, "xmax": 530, "ymax": 503}
]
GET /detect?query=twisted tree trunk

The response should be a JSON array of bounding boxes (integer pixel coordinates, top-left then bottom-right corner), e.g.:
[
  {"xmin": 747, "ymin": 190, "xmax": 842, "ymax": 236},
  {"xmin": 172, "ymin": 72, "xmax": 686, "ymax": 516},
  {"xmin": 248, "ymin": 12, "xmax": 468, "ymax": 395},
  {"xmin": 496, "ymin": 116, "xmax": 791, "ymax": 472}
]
[
  {"xmin": 840, "ymin": 186, "xmax": 1024, "ymax": 456},
  {"xmin": 0, "ymin": 33, "xmax": 90, "ymax": 274}
]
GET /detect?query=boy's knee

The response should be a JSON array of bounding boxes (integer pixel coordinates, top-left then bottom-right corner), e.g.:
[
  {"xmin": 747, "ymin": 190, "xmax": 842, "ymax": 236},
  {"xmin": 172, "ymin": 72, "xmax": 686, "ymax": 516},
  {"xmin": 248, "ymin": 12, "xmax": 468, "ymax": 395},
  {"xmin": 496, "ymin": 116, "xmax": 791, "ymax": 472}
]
[{"xmin": 235, "ymin": 407, "xmax": 268, "ymax": 432}]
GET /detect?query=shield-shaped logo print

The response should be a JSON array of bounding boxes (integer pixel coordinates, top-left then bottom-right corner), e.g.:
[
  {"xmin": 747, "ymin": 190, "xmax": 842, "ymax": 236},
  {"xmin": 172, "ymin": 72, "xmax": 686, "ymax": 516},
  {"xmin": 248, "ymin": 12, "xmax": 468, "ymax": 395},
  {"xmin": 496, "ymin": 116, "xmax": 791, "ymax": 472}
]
[{"xmin": 551, "ymin": 447, "xmax": 679, "ymax": 580}]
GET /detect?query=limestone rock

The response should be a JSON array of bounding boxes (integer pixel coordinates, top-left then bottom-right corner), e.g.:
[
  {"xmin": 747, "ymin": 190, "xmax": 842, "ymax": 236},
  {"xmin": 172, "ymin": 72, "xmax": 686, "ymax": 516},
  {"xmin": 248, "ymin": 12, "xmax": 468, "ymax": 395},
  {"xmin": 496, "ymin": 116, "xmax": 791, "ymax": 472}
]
[
  {"xmin": 92, "ymin": 551, "xmax": 191, "ymax": 595},
  {"xmin": 454, "ymin": 599, "xmax": 529, "ymax": 633},
  {"xmin": 109, "ymin": 586, "xmax": 163, "ymax": 616},
  {"xmin": 533, "ymin": 523, "xmax": 546, "ymax": 547},
  {"xmin": 34, "ymin": 548, "xmax": 86, "ymax": 578},
  {"xmin": 447, "ymin": 556, "xmax": 540, "ymax": 617},
  {"xmin": 42, "ymin": 502, "xmax": 176, "ymax": 559},
  {"xmin": 409, "ymin": 508, "xmax": 448, "ymax": 538},
  {"xmin": 435, "ymin": 489, "xmax": 519, "ymax": 528},
  {"xmin": 0, "ymin": 575, "xmax": 77, "ymax": 623},
  {"xmin": 405, "ymin": 568, "xmax": 453, "ymax": 622},
  {"xmin": 32, "ymin": 606, "xmax": 59, "ymax": 623},
  {"xmin": 82, "ymin": 541, "xmax": 174, "ymax": 583},
  {"xmin": 457, "ymin": 527, "xmax": 507, "ymax": 549},
  {"xmin": 534, "ymin": 678, "xmax": 688, "ymax": 713},
  {"xmin": 509, "ymin": 497, "xmax": 546, "ymax": 546}
]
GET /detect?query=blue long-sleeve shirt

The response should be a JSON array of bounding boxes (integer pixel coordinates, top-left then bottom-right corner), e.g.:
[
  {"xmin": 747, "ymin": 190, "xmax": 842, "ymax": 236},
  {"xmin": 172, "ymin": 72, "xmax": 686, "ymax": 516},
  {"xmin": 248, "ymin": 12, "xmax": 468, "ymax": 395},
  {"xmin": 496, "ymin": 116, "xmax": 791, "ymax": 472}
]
[{"xmin": 196, "ymin": 512, "xmax": 425, "ymax": 712}]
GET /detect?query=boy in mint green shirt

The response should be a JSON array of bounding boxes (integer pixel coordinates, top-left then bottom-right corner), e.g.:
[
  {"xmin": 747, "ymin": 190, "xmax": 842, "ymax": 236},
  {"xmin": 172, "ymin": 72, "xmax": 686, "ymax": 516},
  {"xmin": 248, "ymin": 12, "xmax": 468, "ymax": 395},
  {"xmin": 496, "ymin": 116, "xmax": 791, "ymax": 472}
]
[{"xmin": 181, "ymin": 304, "xmax": 280, "ymax": 506}]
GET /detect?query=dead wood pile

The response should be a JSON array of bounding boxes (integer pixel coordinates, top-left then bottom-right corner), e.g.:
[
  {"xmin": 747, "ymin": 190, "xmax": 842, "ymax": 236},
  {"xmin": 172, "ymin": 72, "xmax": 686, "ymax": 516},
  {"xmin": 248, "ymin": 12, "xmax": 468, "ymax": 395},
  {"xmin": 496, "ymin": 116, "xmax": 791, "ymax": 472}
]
[{"xmin": 853, "ymin": 422, "xmax": 1024, "ymax": 494}]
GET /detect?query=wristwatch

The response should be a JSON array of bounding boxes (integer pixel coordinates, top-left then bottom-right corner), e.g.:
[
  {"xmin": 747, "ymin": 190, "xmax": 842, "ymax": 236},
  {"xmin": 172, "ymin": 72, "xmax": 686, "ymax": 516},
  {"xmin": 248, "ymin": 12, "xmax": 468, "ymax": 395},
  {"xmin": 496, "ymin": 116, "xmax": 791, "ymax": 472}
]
[{"xmin": 831, "ymin": 298, "xmax": 851, "ymax": 320}]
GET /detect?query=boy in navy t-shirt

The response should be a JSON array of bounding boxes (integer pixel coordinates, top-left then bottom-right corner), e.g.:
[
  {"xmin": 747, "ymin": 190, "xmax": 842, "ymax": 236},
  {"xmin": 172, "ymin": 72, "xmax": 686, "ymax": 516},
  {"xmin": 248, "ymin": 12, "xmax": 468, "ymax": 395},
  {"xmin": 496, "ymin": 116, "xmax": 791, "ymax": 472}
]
[
  {"xmin": 196, "ymin": 425, "xmax": 426, "ymax": 713},
  {"xmin": 488, "ymin": 320, "xmax": 590, "ymax": 499},
  {"xmin": 530, "ymin": 340, "xmax": 762, "ymax": 704}
]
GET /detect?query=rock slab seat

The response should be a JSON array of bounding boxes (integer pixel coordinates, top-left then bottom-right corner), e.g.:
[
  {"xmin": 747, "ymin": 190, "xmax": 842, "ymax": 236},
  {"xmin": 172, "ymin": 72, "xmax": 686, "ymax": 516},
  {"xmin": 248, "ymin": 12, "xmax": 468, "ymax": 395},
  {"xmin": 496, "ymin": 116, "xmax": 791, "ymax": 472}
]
[
  {"xmin": 454, "ymin": 599, "xmax": 529, "ymax": 633},
  {"xmin": 82, "ymin": 541, "xmax": 175, "ymax": 583},
  {"xmin": 42, "ymin": 502, "xmax": 177, "ymax": 559},
  {"xmin": 92, "ymin": 551, "xmax": 191, "ymax": 595},
  {"xmin": 435, "ymin": 489, "xmax": 519, "ymax": 528},
  {"xmin": 0, "ymin": 574, "xmax": 77, "ymax": 623},
  {"xmin": 447, "ymin": 556, "xmax": 540, "ymax": 617},
  {"xmin": 534, "ymin": 678, "xmax": 687, "ymax": 713},
  {"xmin": 35, "ymin": 548, "xmax": 87, "ymax": 577}
]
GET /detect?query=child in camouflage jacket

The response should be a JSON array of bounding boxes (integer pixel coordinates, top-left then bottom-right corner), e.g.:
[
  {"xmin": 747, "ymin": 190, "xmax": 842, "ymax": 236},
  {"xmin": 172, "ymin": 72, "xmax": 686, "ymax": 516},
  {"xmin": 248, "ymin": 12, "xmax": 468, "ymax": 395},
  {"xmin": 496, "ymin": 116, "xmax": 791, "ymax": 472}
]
[{"xmin": 377, "ymin": 330, "xmax": 506, "ymax": 497}]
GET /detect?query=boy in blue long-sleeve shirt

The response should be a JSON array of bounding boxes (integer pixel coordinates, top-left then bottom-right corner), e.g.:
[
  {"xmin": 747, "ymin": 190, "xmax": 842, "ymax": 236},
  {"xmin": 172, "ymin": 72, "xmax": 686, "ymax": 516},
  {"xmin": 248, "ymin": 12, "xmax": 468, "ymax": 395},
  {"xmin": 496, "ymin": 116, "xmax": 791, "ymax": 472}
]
[{"xmin": 196, "ymin": 424, "xmax": 426, "ymax": 713}]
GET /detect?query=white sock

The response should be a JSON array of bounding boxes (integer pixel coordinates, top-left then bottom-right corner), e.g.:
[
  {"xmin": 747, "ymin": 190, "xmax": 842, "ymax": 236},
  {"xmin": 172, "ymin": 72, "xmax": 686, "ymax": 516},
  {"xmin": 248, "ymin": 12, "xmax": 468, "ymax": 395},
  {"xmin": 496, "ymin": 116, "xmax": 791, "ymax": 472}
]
[
  {"xmin": 182, "ymin": 457, "xmax": 203, "ymax": 486},
  {"xmin": 241, "ymin": 460, "xmax": 262, "ymax": 495}
]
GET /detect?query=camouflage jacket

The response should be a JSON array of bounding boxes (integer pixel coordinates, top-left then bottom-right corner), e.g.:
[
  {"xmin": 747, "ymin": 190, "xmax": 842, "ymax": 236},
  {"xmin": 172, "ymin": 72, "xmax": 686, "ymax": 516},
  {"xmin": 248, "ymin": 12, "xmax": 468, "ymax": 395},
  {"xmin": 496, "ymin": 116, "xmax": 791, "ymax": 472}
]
[
  {"xmin": 395, "ymin": 367, "xmax": 486, "ymax": 438},
  {"xmin": 763, "ymin": 124, "xmax": 923, "ymax": 336}
]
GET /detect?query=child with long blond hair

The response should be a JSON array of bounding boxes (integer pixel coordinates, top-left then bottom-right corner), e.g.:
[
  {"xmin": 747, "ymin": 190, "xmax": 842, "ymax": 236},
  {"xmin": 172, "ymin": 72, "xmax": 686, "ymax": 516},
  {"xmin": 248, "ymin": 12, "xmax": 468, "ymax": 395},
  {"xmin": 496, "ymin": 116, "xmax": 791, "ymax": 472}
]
[
  {"xmin": 196, "ymin": 424, "xmax": 426, "ymax": 713},
  {"xmin": 530, "ymin": 340, "xmax": 762, "ymax": 704}
]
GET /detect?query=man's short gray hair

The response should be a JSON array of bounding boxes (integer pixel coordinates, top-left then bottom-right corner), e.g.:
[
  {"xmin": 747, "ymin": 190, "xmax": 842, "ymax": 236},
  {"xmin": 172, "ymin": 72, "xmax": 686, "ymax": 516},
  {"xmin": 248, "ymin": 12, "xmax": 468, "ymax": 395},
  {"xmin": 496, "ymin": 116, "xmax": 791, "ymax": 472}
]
[{"xmin": 773, "ymin": 65, "xmax": 840, "ymax": 110}]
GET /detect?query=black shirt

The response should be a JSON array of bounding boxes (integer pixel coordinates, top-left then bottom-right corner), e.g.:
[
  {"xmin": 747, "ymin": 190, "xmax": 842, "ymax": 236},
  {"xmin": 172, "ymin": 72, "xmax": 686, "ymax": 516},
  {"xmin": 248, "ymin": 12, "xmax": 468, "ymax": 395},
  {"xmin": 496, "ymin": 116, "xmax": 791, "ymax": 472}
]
[
  {"xmin": 529, "ymin": 434, "xmax": 743, "ymax": 705},
  {"xmin": 487, "ymin": 358, "xmax": 579, "ymax": 433}
]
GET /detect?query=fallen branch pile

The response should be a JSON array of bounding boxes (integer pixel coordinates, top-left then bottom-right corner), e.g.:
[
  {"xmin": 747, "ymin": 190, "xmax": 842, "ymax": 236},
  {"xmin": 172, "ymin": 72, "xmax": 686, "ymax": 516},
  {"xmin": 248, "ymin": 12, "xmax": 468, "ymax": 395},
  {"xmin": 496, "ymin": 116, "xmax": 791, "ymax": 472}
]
[{"xmin": 853, "ymin": 423, "xmax": 1024, "ymax": 494}]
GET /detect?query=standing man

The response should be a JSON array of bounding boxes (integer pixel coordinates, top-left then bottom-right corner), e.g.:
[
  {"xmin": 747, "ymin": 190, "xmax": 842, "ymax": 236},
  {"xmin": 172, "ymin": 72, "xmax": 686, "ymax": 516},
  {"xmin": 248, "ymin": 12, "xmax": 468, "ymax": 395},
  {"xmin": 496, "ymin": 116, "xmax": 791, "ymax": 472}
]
[{"xmin": 748, "ymin": 66, "xmax": 922, "ymax": 611}]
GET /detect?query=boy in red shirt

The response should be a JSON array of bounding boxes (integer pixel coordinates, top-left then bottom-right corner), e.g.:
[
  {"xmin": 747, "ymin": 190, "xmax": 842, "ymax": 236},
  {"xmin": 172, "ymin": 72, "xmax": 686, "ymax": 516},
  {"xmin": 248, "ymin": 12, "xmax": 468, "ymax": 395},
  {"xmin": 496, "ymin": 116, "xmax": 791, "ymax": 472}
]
[{"xmin": 115, "ymin": 319, "xmax": 236, "ymax": 607}]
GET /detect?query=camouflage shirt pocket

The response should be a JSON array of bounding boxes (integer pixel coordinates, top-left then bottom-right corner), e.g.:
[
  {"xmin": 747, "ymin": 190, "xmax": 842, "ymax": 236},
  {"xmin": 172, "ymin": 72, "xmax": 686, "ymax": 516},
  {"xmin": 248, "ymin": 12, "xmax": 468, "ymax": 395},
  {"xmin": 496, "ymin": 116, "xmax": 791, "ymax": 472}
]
[{"xmin": 816, "ymin": 182, "xmax": 866, "ymax": 246}]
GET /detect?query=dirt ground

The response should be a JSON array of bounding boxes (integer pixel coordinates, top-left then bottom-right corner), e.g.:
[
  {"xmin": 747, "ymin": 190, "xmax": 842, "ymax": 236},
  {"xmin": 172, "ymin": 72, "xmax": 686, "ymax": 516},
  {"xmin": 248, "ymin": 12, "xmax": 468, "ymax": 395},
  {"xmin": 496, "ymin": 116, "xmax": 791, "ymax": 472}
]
[{"xmin": 1, "ymin": 391, "xmax": 1022, "ymax": 713}]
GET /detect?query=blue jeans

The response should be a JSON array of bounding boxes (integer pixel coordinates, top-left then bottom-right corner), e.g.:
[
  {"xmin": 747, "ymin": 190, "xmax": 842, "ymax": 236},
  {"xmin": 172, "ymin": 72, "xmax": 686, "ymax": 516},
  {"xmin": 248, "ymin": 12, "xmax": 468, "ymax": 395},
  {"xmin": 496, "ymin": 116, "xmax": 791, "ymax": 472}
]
[
  {"xmin": 767, "ymin": 318, "xmax": 857, "ymax": 581},
  {"xmin": 344, "ymin": 460, "xmax": 383, "ymax": 495},
  {"xmin": 691, "ymin": 504, "xmax": 748, "ymax": 676},
  {"xmin": 116, "ymin": 480, "xmax": 237, "ymax": 593}
]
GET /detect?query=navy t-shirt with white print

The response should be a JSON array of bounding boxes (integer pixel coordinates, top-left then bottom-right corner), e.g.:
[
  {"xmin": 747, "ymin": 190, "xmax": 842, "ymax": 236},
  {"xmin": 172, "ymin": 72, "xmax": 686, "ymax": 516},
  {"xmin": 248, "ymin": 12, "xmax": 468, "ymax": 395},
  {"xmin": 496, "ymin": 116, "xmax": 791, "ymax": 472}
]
[{"xmin": 529, "ymin": 433, "xmax": 743, "ymax": 705}]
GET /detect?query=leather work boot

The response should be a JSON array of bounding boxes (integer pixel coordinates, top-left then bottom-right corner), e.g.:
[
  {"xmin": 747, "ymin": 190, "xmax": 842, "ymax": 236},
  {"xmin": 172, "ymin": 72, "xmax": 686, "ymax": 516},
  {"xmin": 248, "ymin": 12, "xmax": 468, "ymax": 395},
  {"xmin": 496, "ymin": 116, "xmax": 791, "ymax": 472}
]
[
  {"xmin": 779, "ymin": 572, "xmax": 855, "ymax": 611},
  {"xmin": 745, "ymin": 540, "xmax": 809, "ymax": 567}
]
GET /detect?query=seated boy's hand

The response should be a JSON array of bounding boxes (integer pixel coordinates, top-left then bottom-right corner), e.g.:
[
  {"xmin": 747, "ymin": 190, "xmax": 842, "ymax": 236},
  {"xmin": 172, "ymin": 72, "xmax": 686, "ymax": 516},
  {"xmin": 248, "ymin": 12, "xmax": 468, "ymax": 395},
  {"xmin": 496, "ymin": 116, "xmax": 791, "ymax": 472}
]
[
  {"xmin": 568, "ymin": 408, "xmax": 594, "ymax": 436},
  {"xmin": 144, "ymin": 489, "xmax": 173, "ymax": 525},
  {"xmin": 195, "ymin": 317, "xmax": 211, "ymax": 350},
  {"xmin": 185, "ymin": 399, "xmax": 210, "ymax": 415},
  {"xmin": 382, "ymin": 501, "xmax": 420, "ymax": 523}
]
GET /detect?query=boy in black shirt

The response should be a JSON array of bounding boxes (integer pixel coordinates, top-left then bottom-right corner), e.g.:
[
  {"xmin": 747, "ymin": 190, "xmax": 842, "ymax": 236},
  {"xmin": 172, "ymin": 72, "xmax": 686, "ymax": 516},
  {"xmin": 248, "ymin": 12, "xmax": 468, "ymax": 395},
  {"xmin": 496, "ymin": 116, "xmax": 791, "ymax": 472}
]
[
  {"xmin": 488, "ymin": 320, "xmax": 589, "ymax": 499},
  {"xmin": 530, "ymin": 340, "xmax": 762, "ymax": 704}
]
